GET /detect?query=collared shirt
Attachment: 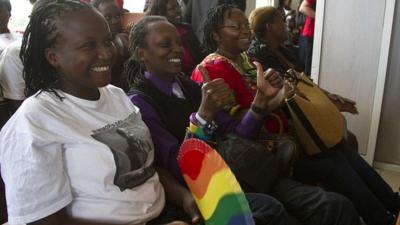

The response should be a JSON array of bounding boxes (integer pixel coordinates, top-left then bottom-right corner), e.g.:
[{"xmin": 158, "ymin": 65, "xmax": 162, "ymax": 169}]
[{"xmin": 130, "ymin": 72, "xmax": 262, "ymax": 183}]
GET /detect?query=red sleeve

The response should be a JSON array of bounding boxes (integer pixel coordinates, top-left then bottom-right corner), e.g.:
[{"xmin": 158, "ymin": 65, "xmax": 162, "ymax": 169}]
[
  {"xmin": 115, "ymin": 0, "xmax": 124, "ymax": 9},
  {"xmin": 306, "ymin": 0, "xmax": 316, "ymax": 5},
  {"xmin": 191, "ymin": 60, "xmax": 254, "ymax": 108}
]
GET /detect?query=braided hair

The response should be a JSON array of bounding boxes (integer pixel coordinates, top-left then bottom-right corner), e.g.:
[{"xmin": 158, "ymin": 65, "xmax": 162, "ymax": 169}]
[
  {"xmin": 202, "ymin": 4, "xmax": 238, "ymax": 52},
  {"xmin": 20, "ymin": 0, "xmax": 91, "ymax": 98},
  {"xmin": 124, "ymin": 16, "xmax": 167, "ymax": 89}
]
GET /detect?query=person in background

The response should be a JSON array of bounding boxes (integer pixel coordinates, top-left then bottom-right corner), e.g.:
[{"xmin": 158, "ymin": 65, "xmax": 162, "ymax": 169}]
[
  {"xmin": 0, "ymin": 39, "xmax": 25, "ymax": 115},
  {"xmin": 284, "ymin": 10, "xmax": 299, "ymax": 47},
  {"xmin": 92, "ymin": 0, "xmax": 130, "ymax": 91},
  {"xmin": 298, "ymin": 0, "xmax": 315, "ymax": 76},
  {"xmin": 0, "ymin": 1, "xmax": 199, "ymax": 224},
  {"xmin": 0, "ymin": 0, "xmax": 20, "ymax": 54},
  {"xmin": 0, "ymin": 0, "xmax": 19, "ymax": 129},
  {"xmin": 145, "ymin": 0, "xmax": 205, "ymax": 76},
  {"xmin": 183, "ymin": 0, "xmax": 246, "ymax": 44},
  {"xmin": 277, "ymin": 0, "xmax": 292, "ymax": 18},
  {"xmin": 0, "ymin": 0, "xmax": 21, "ymax": 125},
  {"xmin": 247, "ymin": 6, "xmax": 357, "ymax": 115},
  {"xmin": 115, "ymin": 0, "xmax": 123, "ymax": 9},
  {"xmin": 0, "ymin": 0, "xmax": 40, "ymax": 117},
  {"xmin": 247, "ymin": 6, "xmax": 400, "ymax": 225}
]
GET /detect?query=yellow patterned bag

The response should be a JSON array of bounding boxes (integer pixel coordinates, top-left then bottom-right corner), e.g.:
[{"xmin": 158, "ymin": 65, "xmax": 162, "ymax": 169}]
[{"xmin": 284, "ymin": 70, "xmax": 345, "ymax": 155}]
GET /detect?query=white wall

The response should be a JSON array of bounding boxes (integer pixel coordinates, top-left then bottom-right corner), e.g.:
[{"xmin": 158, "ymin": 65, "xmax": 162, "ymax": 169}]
[{"xmin": 315, "ymin": 0, "xmax": 387, "ymax": 158}]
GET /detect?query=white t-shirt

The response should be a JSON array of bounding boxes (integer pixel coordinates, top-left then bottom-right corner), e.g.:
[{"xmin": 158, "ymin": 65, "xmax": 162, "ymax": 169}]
[
  {"xmin": 0, "ymin": 39, "xmax": 25, "ymax": 101},
  {"xmin": 0, "ymin": 32, "xmax": 21, "ymax": 55},
  {"xmin": 0, "ymin": 85, "xmax": 165, "ymax": 225}
]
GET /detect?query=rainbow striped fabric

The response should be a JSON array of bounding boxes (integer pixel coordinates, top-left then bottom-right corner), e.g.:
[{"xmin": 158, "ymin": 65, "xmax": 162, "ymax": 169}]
[{"xmin": 178, "ymin": 138, "xmax": 255, "ymax": 225}]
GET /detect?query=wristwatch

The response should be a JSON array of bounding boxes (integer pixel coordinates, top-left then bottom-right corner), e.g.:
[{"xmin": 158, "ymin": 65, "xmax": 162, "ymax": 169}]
[
  {"xmin": 193, "ymin": 112, "xmax": 218, "ymax": 136},
  {"xmin": 251, "ymin": 104, "xmax": 269, "ymax": 117}
]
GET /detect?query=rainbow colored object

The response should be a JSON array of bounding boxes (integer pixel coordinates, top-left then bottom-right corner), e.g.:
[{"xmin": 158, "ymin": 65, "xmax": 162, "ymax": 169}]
[{"xmin": 178, "ymin": 138, "xmax": 255, "ymax": 225}]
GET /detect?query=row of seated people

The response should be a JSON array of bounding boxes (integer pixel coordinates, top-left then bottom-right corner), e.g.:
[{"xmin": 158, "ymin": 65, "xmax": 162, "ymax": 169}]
[{"xmin": 0, "ymin": 0, "xmax": 399, "ymax": 225}]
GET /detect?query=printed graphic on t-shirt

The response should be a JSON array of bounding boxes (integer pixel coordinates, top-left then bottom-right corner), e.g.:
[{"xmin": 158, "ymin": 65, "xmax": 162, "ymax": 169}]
[{"xmin": 92, "ymin": 113, "xmax": 155, "ymax": 191}]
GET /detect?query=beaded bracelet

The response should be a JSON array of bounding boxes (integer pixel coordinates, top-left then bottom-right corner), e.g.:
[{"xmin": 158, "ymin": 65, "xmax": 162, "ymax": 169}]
[
  {"xmin": 228, "ymin": 104, "xmax": 241, "ymax": 116},
  {"xmin": 188, "ymin": 122, "xmax": 210, "ymax": 141}
]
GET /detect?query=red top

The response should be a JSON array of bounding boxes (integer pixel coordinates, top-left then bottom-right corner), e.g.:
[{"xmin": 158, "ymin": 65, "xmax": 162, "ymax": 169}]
[
  {"xmin": 192, "ymin": 54, "xmax": 254, "ymax": 108},
  {"xmin": 115, "ymin": 0, "xmax": 124, "ymax": 9},
  {"xmin": 301, "ymin": 0, "xmax": 316, "ymax": 38},
  {"xmin": 176, "ymin": 25, "xmax": 195, "ymax": 75},
  {"xmin": 192, "ymin": 53, "xmax": 290, "ymax": 134}
]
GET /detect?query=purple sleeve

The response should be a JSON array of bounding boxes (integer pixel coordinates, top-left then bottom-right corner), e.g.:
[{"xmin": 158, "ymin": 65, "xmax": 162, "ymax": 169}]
[
  {"xmin": 130, "ymin": 94, "xmax": 185, "ymax": 184},
  {"xmin": 215, "ymin": 110, "xmax": 262, "ymax": 139}
]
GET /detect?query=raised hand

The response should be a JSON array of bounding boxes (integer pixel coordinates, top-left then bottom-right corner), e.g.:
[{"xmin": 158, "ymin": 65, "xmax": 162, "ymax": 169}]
[
  {"xmin": 250, "ymin": 62, "xmax": 286, "ymax": 116},
  {"xmin": 254, "ymin": 62, "xmax": 284, "ymax": 100},
  {"xmin": 327, "ymin": 93, "xmax": 358, "ymax": 114},
  {"xmin": 197, "ymin": 65, "xmax": 233, "ymax": 122}
]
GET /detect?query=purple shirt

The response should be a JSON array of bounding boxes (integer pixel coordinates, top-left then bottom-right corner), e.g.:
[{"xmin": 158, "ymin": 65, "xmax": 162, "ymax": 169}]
[{"xmin": 130, "ymin": 72, "xmax": 262, "ymax": 183}]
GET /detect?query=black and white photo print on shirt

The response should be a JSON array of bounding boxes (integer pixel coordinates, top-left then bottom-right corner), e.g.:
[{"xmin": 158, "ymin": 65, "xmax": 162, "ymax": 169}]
[{"xmin": 92, "ymin": 113, "xmax": 156, "ymax": 191}]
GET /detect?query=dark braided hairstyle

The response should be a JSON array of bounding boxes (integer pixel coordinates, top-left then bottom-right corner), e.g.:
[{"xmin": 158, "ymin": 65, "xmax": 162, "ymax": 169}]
[
  {"xmin": 20, "ymin": 0, "xmax": 91, "ymax": 98},
  {"xmin": 124, "ymin": 15, "xmax": 167, "ymax": 89},
  {"xmin": 202, "ymin": 4, "xmax": 238, "ymax": 52}
]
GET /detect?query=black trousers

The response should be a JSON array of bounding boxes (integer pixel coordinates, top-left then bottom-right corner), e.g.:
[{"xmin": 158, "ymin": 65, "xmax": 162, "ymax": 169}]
[
  {"xmin": 298, "ymin": 35, "xmax": 313, "ymax": 76},
  {"xmin": 294, "ymin": 142, "xmax": 400, "ymax": 225},
  {"xmin": 147, "ymin": 193, "xmax": 291, "ymax": 225},
  {"xmin": 148, "ymin": 185, "xmax": 360, "ymax": 225}
]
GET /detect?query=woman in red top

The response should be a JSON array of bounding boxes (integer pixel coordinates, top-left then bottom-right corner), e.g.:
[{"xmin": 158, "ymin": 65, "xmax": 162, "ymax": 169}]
[{"xmin": 191, "ymin": 4, "xmax": 290, "ymax": 134}]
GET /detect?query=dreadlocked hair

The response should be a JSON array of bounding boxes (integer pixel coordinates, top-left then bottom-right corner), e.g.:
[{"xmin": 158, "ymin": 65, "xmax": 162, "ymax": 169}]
[
  {"xmin": 203, "ymin": 4, "xmax": 239, "ymax": 52},
  {"xmin": 20, "ymin": 0, "xmax": 91, "ymax": 98},
  {"xmin": 124, "ymin": 15, "xmax": 167, "ymax": 90}
]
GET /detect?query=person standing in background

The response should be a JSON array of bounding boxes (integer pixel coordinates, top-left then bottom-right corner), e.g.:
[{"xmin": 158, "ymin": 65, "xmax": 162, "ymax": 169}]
[
  {"xmin": 183, "ymin": 0, "xmax": 246, "ymax": 44},
  {"xmin": 298, "ymin": 0, "xmax": 315, "ymax": 76}
]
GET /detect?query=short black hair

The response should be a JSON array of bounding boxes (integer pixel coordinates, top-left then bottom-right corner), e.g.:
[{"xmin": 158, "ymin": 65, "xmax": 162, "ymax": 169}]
[
  {"xmin": 0, "ymin": 0, "xmax": 11, "ymax": 12},
  {"xmin": 202, "ymin": 4, "xmax": 238, "ymax": 52},
  {"xmin": 20, "ymin": 0, "xmax": 91, "ymax": 98}
]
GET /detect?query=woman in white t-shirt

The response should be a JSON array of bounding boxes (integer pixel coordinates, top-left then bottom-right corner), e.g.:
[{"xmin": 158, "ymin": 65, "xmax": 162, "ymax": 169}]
[{"xmin": 0, "ymin": 1, "xmax": 199, "ymax": 225}]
